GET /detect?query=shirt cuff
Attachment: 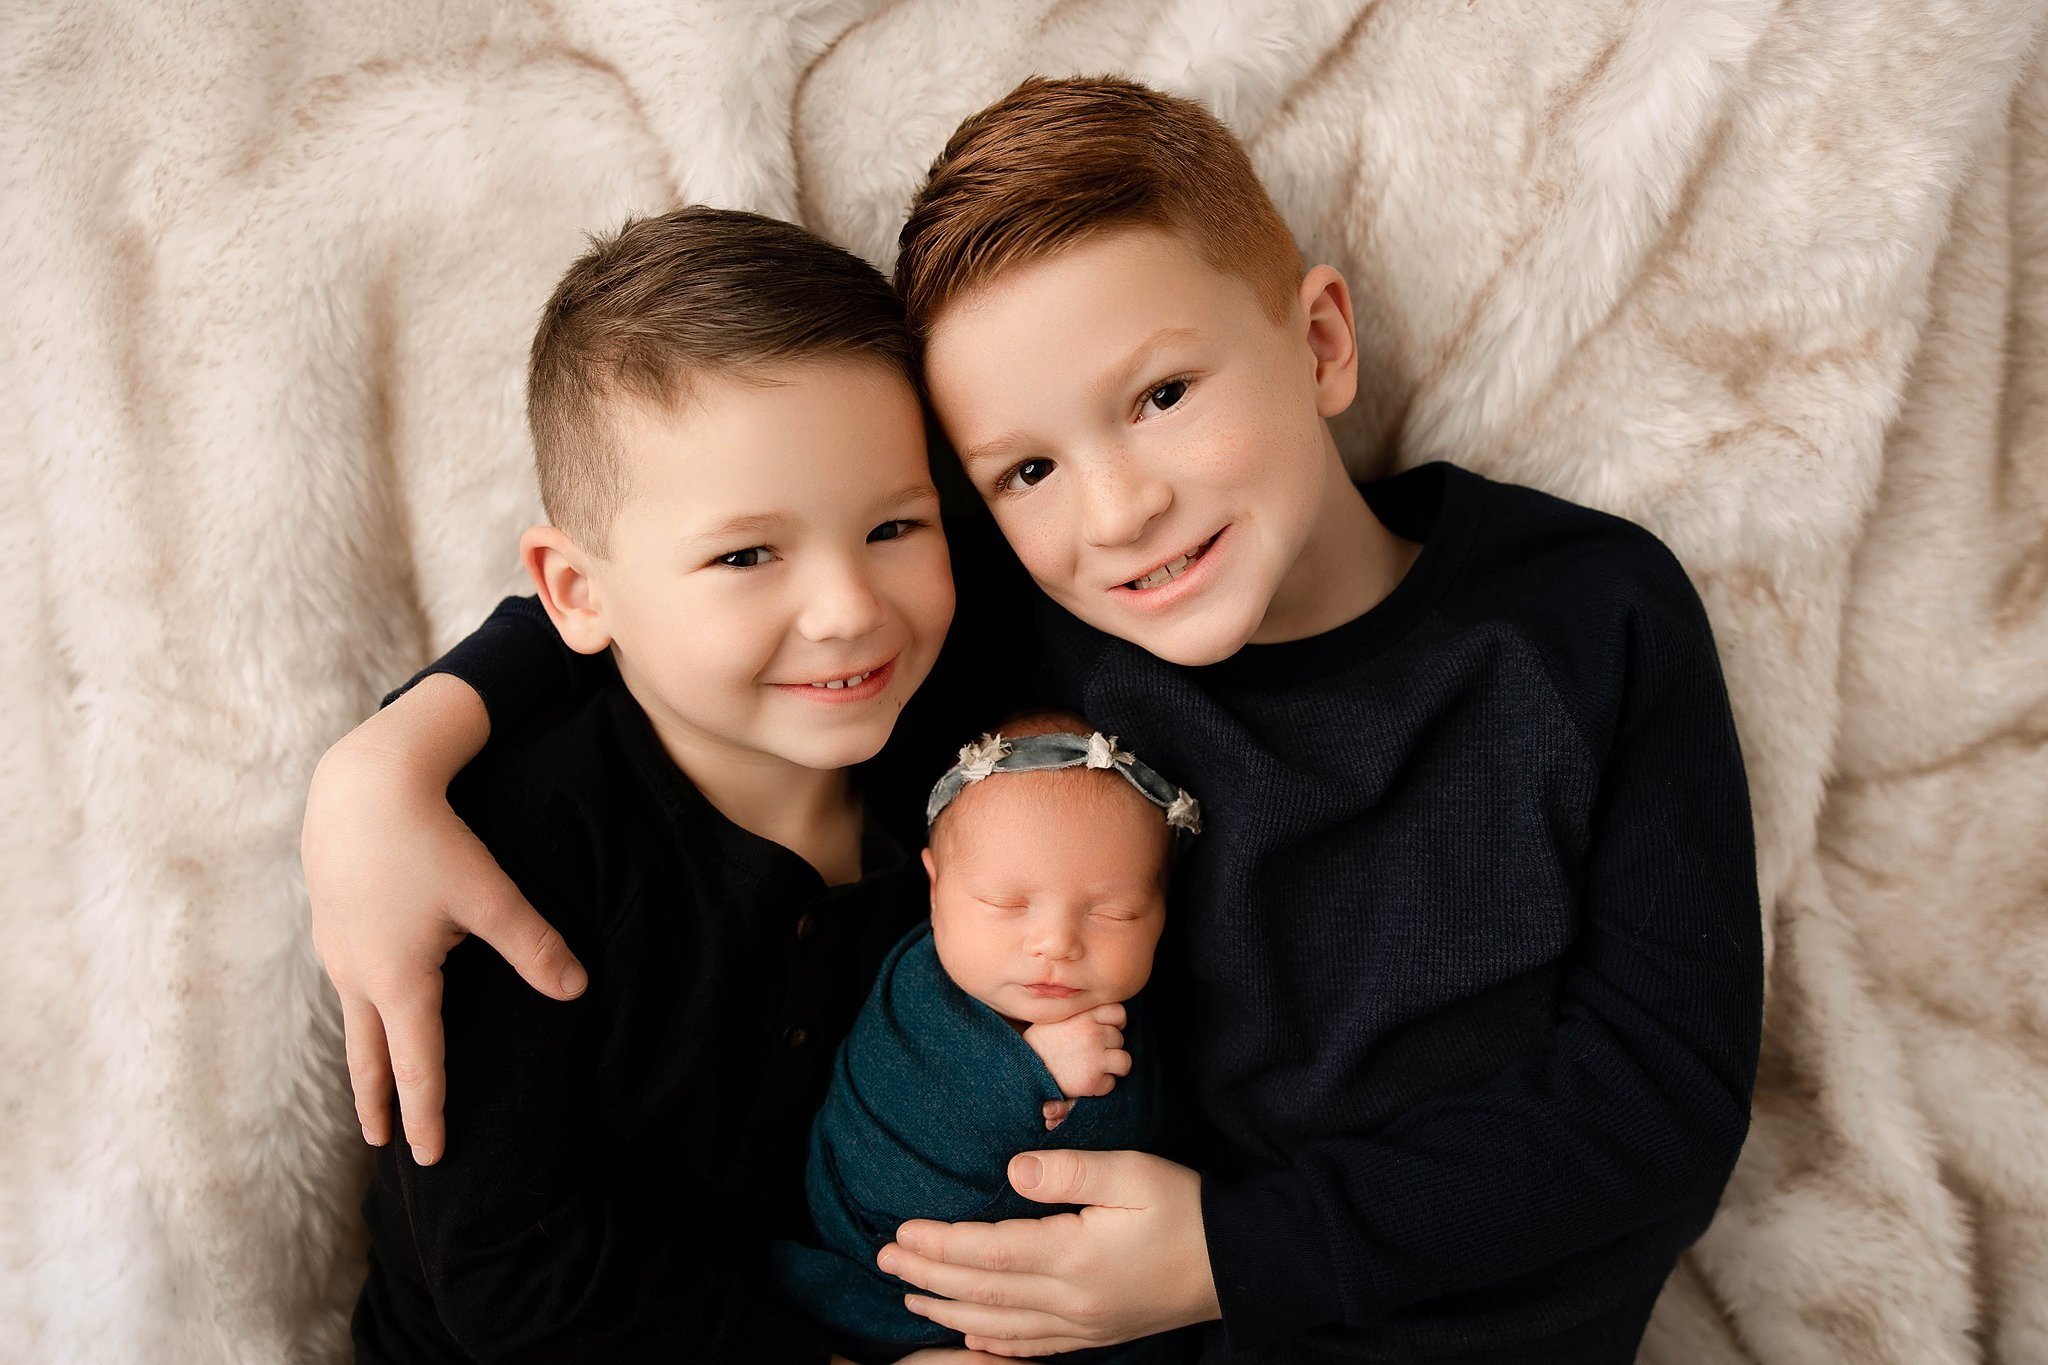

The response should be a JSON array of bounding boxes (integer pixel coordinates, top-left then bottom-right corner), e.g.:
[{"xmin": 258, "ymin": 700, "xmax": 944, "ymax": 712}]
[
  {"xmin": 1200, "ymin": 1170, "xmax": 1345, "ymax": 1352},
  {"xmin": 380, "ymin": 595, "xmax": 570, "ymax": 727}
]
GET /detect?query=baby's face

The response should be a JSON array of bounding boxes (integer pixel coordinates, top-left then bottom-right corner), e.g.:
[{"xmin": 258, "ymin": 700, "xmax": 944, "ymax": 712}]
[{"xmin": 922, "ymin": 773, "xmax": 1170, "ymax": 1024}]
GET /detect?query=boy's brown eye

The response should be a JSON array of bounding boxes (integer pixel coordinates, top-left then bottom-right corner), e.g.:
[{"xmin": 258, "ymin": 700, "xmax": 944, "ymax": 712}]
[
  {"xmin": 1001, "ymin": 459, "xmax": 1055, "ymax": 493},
  {"xmin": 1144, "ymin": 379, "xmax": 1190, "ymax": 414}
]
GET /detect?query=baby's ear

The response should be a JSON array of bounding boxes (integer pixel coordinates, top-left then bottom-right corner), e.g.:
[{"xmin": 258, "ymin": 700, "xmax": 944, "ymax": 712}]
[
  {"xmin": 520, "ymin": 525, "xmax": 611, "ymax": 655},
  {"xmin": 920, "ymin": 846, "xmax": 938, "ymax": 888}
]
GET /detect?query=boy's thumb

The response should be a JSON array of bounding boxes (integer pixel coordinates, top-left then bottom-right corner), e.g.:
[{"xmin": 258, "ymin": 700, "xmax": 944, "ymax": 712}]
[{"xmin": 1008, "ymin": 1149, "xmax": 1147, "ymax": 1208}]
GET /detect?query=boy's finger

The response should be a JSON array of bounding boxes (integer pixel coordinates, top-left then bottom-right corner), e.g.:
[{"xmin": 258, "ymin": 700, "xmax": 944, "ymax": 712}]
[
  {"xmin": 341, "ymin": 996, "xmax": 395, "ymax": 1145},
  {"xmin": 382, "ymin": 978, "xmax": 448, "ymax": 1164},
  {"xmin": 463, "ymin": 878, "xmax": 587, "ymax": 1001}
]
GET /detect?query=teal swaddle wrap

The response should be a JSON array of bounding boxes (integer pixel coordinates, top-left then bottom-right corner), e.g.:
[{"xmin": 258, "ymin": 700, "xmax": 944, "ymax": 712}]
[{"xmin": 773, "ymin": 921, "xmax": 1195, "ymax": 1364}]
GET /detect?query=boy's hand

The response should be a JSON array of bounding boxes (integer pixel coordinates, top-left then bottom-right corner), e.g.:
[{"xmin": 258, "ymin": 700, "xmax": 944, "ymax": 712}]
[
  {"xmin": 879, "ymin": 1151, "xmax": 1220, "ymax": 1355},
  {"xmin": 302, "ymin": 674, "xmax": 586, "ymax": 1164},
  {"xmin": 1021, "ymin": 1004, "xmax": 1130, "ymax": 1125}
]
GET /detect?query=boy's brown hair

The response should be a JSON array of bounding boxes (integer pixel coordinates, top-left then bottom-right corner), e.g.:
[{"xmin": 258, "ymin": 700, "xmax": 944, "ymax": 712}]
[
  {"xmin": 894, "ymin": 75, "xmax": 1305, "ymax": 347},
  {"xmin": 529, "ymin": 205, "xmax": 913, "ymax": 555}
]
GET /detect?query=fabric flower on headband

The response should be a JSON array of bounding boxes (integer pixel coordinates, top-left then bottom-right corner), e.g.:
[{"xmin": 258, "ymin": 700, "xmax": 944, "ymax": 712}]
[{"xmin": 954, "ymin": 734, "xmax": 1011, "ymax": 782}]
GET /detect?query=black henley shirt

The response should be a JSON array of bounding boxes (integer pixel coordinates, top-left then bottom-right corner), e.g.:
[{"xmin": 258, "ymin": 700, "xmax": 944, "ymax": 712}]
[{"xmin": 351, "ymin": 660, "xmax": 926, "ymax": 1363}]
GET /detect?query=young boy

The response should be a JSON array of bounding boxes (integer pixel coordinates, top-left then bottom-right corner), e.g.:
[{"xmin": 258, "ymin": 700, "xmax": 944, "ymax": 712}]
[
  {"xmin": 309, "ymin": 78, "xmax": 1763, "ymax": 1364},
  {"xmin": 778, "ymin": 710, "xmax": 1200, "ymax": 1364},
  {"xmin": 345, "ymin": 206, "xmax": 978, "ymax": 1363}
]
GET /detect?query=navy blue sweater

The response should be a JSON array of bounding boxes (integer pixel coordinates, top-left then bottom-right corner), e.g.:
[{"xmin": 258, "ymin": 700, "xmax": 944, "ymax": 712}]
[{"xmin": 409, "ymin": 461, "xmax": 1763, "ymax": 1362}]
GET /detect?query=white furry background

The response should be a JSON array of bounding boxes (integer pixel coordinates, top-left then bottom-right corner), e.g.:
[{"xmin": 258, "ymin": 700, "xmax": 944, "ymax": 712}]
[{"xmin": 5, "ymin": 1, "xmax": 2046, "ymax": 1361}]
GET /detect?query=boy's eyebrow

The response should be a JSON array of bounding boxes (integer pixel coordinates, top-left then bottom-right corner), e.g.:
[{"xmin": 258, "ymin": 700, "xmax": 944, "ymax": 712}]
[
  {"xmin": 956, "ymin": 327, "xmax": 1205, "ymax": 474},
  {"xmin": 694, "ymin": 511, "xmax": 786, "ymax": 543},
  {"xmin": 879, "ymin": 481, "xmax": 942, "ymax": 510},
  {"xmin": 1099, "ymin": 326, "xmax": 1202, "ymax": 401},
  {"xmin": 957, "ymin": 432, "xmax": 1030, "ymax": 474},
  {"xmin": 686, "ymin": 484, "xmax": 938, "ymax": 545}
]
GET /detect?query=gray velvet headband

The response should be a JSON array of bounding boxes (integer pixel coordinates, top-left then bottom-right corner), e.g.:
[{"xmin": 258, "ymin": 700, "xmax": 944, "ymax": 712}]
[{"xmin": 925, "ymin": 730, "xmax": 1202, "ymax": 835}]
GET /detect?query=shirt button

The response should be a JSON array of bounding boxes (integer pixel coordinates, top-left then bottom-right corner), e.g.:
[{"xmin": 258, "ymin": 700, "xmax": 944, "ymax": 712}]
[
  {"xmin": 794, "ymin": 913, "xmax": 818, "ymax": 943},
  {"xmin": 784, "ymin": 1025, "xmax": 810, "ymax": 1051}
]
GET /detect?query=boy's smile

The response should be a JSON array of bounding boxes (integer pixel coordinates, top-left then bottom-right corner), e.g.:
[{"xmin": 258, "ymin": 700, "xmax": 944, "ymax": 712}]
[{"xmin": 922, "ymin": 226, "xmax": 1410, "ymax": 666}]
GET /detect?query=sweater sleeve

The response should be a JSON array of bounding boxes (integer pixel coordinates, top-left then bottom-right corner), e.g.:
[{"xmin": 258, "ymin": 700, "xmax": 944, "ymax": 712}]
[
  {"xmin": 381, "ymin": 595, "xmax": 598, "ymax": 728},
  {"xmin": 1200, "ymin": 563, "xmax": 1765, "ymax": 1351}
]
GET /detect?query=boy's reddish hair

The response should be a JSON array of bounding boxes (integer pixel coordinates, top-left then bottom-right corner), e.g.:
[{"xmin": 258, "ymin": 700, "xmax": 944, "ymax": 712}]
[{"xmin": 894, "ymin": 75, "xmax": 1305, "ymax": 347}]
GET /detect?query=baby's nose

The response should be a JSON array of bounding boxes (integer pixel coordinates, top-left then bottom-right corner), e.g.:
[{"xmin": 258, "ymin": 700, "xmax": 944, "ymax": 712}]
[{"xmin": 1030, "ymin": 925, "xmax": 1084, "ymax": 959}]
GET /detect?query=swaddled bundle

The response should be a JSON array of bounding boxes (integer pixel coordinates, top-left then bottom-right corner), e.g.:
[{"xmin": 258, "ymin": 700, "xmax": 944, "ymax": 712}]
[
  {"xmin": 775, "ymin": 922, "xmax": 1190, "ymax": 1363},
  {"xmin": 775, "ymin": 718, "xmax": 1205, "ymax": 1364}
]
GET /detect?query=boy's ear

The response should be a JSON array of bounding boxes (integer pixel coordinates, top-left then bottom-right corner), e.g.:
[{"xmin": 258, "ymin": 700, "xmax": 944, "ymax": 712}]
[
  {"xmin": 1298, "ymin": 264, "xmax": 1359, "ymax": 420},
  {"xmin": 519, "ymin": 525, "xmax": 613, "ymax": 655}
]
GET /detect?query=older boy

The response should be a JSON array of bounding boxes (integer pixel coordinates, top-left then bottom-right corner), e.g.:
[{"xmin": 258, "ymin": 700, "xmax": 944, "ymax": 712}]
[{"xmin": 309, "ymin": 79, "xmax": 1762, "ymax": 1364}]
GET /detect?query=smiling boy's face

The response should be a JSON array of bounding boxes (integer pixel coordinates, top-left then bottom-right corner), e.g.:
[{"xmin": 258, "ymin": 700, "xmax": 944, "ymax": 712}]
[
  {"xmin": 922, "ymin": 226, "xmax": 1365, "ymax": 666},
  {"xmin": 534, "ymin": 359, "xmax": 954, "ymax": 777}
]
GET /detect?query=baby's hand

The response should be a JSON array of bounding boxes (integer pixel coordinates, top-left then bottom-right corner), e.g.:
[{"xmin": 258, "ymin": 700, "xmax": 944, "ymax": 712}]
[{"xmin": 1022, "ymin": 1003, "xmax": 1131, "ymax": 1128}]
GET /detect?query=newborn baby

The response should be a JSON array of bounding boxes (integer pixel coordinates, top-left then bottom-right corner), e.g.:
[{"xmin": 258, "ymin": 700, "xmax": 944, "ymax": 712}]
[{"xmin": 775, "ymin": 710, "xmax": 1201, "ymax": 1365}]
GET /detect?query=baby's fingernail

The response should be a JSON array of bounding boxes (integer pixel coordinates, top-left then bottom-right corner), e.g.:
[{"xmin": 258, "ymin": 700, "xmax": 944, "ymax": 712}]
[{"xmin": 560, "ymin": 964, "xmax": 588, "ymax": 996}]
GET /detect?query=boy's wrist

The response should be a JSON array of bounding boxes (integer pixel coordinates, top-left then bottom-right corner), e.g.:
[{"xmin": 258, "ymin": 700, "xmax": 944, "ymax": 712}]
[{"xmin": 338, "ymin": 672, "xmax": 491, "ymax": 793}]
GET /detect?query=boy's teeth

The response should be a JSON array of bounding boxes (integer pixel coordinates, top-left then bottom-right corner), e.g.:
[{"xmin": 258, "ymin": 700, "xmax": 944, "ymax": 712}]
[
  {"xmin": 1129, "ymin": 552, "xmax": 1192, "ymax": 591},
  {"xmin": 810, "ymin": 669, "xmax": 872, "ymax": 690}
]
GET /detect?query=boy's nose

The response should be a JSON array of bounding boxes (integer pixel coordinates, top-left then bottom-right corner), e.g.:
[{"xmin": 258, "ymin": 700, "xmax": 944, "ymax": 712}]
[
  {"xmin": 1080, "ymin": 450, "xmax": 1172, "ymax": 549},
  {"xmin": 796, "ymin": 564, "xmax": 888, "ymax": 642}
]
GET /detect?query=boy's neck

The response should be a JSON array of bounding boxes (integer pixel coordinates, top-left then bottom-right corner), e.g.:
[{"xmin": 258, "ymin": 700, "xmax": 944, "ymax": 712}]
[
  {"xmin": 1251, "ymin": 441, "xmax": 1421, "ymax": 645},
  {"xmin": 631, "ymin": 686, "xmax": 865, "ymax": 885}
]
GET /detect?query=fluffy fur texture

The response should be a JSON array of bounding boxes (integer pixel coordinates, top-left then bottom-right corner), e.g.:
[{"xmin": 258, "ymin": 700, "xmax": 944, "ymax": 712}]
[{"xmin": 4, "ymin": 1, "xmax": 2044, "ymax": 1360}]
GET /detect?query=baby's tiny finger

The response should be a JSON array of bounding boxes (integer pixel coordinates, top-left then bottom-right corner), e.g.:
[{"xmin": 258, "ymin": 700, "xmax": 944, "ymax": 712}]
[
  {"xmin": 1090, "ymin": 1002, "xmax": 1127, "ymax": 1028},
  {"xmin": 1105, "ymin": 1049, "xmax": 1133, "ymax": 1077}
]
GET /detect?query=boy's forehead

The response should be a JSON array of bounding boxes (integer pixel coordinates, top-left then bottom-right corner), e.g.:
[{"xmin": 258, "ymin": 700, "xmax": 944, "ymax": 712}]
[
  {"xmin": 921, "ymin": 226, "xmax": 1276, "ymax": 436},
  {"xmin": 929, "ymin": 227, "xmax": 1231, "ymax": 348},
  {"xmin": 604, "ymin": 364, "xmax": 931, "ymax": 525}
]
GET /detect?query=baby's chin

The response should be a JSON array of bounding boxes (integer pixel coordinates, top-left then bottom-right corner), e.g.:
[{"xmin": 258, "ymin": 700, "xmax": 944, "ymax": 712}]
[{"xmin": 996, "ymin": 990, "xmax": 1120, "ymax": 1027}]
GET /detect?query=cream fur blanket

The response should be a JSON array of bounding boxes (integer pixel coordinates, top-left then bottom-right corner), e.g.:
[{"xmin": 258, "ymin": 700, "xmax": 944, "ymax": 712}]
[{"xmin": 5, "ymin": 1, "xmax": 2045, "ymax": 1361}]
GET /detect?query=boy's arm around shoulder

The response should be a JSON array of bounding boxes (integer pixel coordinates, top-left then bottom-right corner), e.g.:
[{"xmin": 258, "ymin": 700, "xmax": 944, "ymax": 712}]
[
  {"xmin": 1202, "ymin": 535, "xmax": 1766, "ymax": 1348},
  {"xmin": 383, "ymin": 757, "xmax": 834, "ymax": 1365},
  {"xmin": 381, "ymin": 593, "xmax": 601, "ymax": 721},
  {"xmin": 308, "ymin": 596, "xmax": 611, "ymax": 1157}
]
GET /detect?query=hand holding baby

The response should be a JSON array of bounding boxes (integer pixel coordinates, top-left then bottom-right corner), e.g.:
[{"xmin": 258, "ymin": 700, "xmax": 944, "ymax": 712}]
[{"xmin": 1023, "ymin": 1003, "xmax": 1133, "ymax": 1129}]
